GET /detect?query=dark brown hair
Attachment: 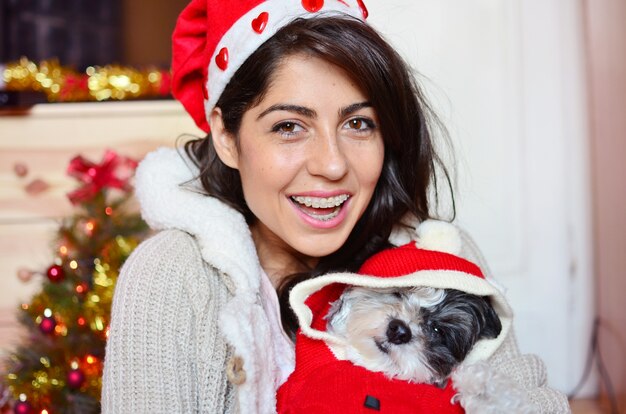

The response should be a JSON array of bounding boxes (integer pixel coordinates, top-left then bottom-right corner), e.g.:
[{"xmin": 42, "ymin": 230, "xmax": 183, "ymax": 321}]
[{"xmin": 184, "ymin": 15, "xmax": 454, "ymax": 338}]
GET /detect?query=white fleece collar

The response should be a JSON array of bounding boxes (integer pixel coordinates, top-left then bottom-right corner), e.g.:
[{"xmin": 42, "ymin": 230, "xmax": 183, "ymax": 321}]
[
  {"xmin": 135, "ymin": 147, "xmax": 292, "ymax": 414},
  {"xmin": 134, "ymin": 147, "xmax": 262, "ymax": 297}
]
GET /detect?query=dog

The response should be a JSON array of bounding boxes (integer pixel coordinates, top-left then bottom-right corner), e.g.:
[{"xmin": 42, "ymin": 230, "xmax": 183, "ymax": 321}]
[
  {"xmin": 322, "ymin": 286, "xmax": 536, "ymax": 414},
  {"xmin": 325, "ymin": 286, "xmax": 502, "ymax": 387},
  {"xmin": 279, "ymin": 225, "xmax": 537, "ymax": 413}
]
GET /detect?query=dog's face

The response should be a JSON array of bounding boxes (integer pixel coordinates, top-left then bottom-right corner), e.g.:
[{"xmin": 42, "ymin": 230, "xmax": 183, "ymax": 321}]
[{"xmin": 325, "ymin": 287, "xmax": 502, "ymax": 385}]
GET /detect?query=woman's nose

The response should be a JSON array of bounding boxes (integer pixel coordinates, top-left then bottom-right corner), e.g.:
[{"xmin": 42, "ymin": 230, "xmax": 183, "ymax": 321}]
[{"xmin": 306, "ymin": 132, "xmax": 348, "ymax": 181}]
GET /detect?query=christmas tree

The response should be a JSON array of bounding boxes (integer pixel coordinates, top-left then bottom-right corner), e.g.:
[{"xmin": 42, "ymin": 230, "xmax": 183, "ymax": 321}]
[{"xmin": 0, "ymin": 150, "xmax": 148, "ymax": 414}]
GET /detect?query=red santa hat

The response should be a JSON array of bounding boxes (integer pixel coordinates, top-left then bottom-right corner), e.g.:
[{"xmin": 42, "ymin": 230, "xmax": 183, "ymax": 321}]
[
  {"xmin": 172, "ymin": 0, "xmax": 369, "ymax": 132},
  {"xmin": 289, "ymin": 219, "xmax": 513, "ymax": 364}
]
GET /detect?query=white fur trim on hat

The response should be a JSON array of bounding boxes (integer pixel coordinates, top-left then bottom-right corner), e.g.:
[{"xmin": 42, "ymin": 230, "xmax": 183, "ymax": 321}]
[{"xmin": 205, "ymin": 0, "xmax": 365, "ymax": 115}]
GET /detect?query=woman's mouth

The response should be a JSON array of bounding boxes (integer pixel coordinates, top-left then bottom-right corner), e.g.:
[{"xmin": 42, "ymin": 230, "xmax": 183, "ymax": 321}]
[{"xmin": 290, "ymin": 194, "xmax": 350, "ymax": 222}]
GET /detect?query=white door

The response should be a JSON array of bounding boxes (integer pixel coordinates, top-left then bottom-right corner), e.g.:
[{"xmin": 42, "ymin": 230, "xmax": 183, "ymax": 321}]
[{"xmin": 369, "ymin": 0, "xmax": 592, "ymax": 394}]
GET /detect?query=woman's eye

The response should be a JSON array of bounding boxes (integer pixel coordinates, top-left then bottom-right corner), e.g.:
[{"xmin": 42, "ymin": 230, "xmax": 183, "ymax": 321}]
[
  {"xmin": 349, "ymin": 119, "xmax": 365, "ymax": 129},
  {"xmin": 272, "ymin": 121, "xmax": 304, "ymax": 137},
  {"xmin": 343, "ymin": 117, "xmax": 375, "ymax": 133},
  {"xmin": 280, "ymin": 122, "xmax": 296, "ymax": 132}
]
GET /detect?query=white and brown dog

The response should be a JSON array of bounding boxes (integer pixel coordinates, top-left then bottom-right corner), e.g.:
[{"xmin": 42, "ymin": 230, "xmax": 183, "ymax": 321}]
[{"xmin": 279, "ymin": 220, "xmax": 537, "ymax": 414}]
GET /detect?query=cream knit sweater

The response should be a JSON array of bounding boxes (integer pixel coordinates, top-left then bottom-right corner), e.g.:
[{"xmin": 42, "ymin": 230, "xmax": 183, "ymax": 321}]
[{"xmin": 101, "ymin": 148, "xmax": 571, "ymax": 413}]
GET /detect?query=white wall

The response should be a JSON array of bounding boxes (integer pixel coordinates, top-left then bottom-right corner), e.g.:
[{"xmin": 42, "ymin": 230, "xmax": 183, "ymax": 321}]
[{"xmin": 367, "ymin": 0, "xmax": 592, "ymax": 394}]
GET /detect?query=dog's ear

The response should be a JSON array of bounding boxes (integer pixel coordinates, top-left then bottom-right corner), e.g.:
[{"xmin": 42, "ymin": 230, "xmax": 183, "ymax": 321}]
[
  {"xmin": 325, "ymin": 288, "xmax": 353, "ymax": 331},
  {"xmin": 478, "ymin": 298, "xmax": 502, "ymax": 339}
]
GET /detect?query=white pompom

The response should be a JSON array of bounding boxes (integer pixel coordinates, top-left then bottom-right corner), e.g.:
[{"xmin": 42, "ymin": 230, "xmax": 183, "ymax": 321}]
[{"xmin": 415, "ymin": 220, "xmax": 462, "ymax": 255}]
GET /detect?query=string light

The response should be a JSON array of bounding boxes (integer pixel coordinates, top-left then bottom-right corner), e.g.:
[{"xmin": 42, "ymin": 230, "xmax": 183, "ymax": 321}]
[{"xmin": 3, "ymin": 57, "xmax": 171, "ymax": 102}]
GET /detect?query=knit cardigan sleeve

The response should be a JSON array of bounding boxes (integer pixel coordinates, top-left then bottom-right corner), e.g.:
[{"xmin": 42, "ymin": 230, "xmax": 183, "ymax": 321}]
[
  {"xmin": 457, "ymin": 227, "xmax": 571, "ymax": 413},
  {"xmin": 101, "ymin": 229, "xmax": 236, "ymax": 413}
]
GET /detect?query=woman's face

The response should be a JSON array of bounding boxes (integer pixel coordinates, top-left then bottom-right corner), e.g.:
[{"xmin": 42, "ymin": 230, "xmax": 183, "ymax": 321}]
[{"xmin": 216, "ymin": 54, "xmax": 384, "ymax": 260}]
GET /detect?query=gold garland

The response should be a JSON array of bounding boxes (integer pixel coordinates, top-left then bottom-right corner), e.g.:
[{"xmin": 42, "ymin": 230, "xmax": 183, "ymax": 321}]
[{"xmin": 2, "ymin": 57, "xmax": 172, "ymax": 102}]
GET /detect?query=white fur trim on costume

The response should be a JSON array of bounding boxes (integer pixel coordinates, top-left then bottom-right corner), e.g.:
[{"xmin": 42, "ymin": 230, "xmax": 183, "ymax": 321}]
[
  {"xmin": 135, "ymin": 148, "xmax": 261, "ymax": 295},
  {"xmin": 135, "ymin": 147, "xmax": 294, "ymax": 414},
  {"xmin": 205, "ymin": 0, "xmax": 364, "ymax": 114},
  {"xmin": 289, "ymin": 270, "xmax": 513, "ymax": 365}
]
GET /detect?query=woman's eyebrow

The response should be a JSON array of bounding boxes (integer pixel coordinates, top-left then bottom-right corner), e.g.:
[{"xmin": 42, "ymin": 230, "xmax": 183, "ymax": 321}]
[
  {"xmin": 339, "ymin": 101, "xmax": 372, "ymax": 118},
  {"xmin": 257, "ymin": 101, "xmax": 372, "ymax": 120},
  {"xmin": 257, "ymin": 104, "xmax": 317, "ymax": 120}
]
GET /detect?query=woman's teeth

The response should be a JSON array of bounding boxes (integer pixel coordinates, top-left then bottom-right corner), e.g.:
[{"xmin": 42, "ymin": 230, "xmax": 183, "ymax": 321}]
[
  {"xmin": 291, "ymin": 195, "xmax": 350, "ymax": 221},
  {"xmin": 291, "ymin": 194, "xmax": 349, "ymax": 208}
]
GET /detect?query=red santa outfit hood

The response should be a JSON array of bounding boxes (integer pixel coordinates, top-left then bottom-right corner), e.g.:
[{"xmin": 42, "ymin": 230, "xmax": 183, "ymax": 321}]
[
  {"xmin": 289, "ymin": 220, "xmax": 513, "ymax": 364},
  {"xmin": 277, "ymin": 220, "xmax": 513, "ymax": 413}
]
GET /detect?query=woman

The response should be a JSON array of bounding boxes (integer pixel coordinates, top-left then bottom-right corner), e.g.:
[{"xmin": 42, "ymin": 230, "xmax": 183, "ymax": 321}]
[{"xmin": 101, "ymin": 0, "xmax": 569, "ymax": 412}]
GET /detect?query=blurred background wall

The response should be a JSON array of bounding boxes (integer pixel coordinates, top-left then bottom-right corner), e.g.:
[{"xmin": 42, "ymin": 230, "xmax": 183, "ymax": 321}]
[
  {"xmin": 0, "ymin": 0, "xmax": 188, "ymax": 69},
  {"xmin": 370, "ymin": 0, "xmax": 593, "ymax": 396},
  {"xmin": 122, "ymin": 0, "xmax": 188, "ymax": 67},
  {"xmin": 584, "ymin": 0, "xmax": 626, "ymax": 411}
]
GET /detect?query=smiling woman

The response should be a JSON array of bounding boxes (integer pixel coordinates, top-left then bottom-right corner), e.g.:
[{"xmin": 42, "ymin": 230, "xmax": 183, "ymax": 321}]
[
  {"xmin": 211, "ymin": 54, "xmax": 384, "ymax": 266},
  {"xmin": 101, "ymin": 1, "xmax": 570, "ymax": 413},
  {"xmin": 183, "ymin": 15, "xmax": 447, "ymax": 337}
]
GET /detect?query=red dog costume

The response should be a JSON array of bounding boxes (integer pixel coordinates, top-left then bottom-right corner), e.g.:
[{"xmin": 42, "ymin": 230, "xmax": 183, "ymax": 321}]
[{"xmin": 277, "ymin": 220, "xmax": 513, "ymax": 413}]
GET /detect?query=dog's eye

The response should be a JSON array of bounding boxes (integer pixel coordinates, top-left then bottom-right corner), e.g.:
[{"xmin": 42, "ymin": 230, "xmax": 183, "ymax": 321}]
[
  {"xmin": 427, "ymin": 322, "xmax": 443, "ymax": 336},
  {"xmin": 393, "ymin": 291, "xmax": 403, "ymax": 298}
]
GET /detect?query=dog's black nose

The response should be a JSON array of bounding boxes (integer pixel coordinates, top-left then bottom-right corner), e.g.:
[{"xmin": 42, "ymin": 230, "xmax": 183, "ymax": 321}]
[{"xmin": 386, "ymin": 319, "xmax": 412, "ymax": 344}]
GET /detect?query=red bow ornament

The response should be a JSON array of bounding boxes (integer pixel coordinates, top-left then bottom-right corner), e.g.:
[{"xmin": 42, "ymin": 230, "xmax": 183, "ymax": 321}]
[{"xmin": 66, "ymin": 150, "xmax": 138, "ymax": 204}]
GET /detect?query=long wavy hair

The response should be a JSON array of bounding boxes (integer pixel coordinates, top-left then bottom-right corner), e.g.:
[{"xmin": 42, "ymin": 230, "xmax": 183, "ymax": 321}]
[{"xmin": 183, "ymin": 15, "xmax": 454, "ymax": 338}]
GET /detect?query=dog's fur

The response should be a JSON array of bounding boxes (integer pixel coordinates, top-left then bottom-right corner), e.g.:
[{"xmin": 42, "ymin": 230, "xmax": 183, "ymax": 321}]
[{"xmin": 326, "ymin": 286, "xmax": 537, "ymax": 413}]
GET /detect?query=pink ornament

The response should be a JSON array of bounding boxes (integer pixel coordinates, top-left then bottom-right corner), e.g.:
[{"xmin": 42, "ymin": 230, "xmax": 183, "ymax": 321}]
[
  {"xmin": 215, "ymin": 47, "xmax": 229, "ymax": 71},
  {"xmin": 302, "ymin": 0, "xmax": 324, "ymax": 12},
  {"xmin": 252, "ymin": 11, "xmax": 269, "ymax": 34},
  {"xmin": 17, "ymin": 268, "xmax": 34, "ymax": 282},
  {"xmin": 24, "ymin": 178, "xmax": 50, "ymax": 196},
  {"xmin": 46, "ymin": 264, "xmax": 65, "ymax": 283},
  {"xmin": 13, "ymin": 162, "xmax": 28, "ymax": 177},
  {"xmin": 39, "ymin": 316, "xmax": 57, "ymax": 334},
  {"xmin": 67, "ymin": 368, "xmax": 86, "ymax": 389},
  {"xmin": 13, "ymin": 400, "xmax": 34, "ymax": 414}
]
